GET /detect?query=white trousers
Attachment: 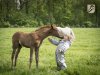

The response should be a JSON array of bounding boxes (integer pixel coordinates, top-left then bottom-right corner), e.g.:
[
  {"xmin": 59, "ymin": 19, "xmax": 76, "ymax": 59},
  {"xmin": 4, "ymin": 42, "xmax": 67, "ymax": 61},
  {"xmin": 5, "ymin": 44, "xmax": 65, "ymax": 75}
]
[
  {"xmin": 49, "ymin": 39, "xmax": 70, "ymax": 70},
  {"xmin": 55, "ymin": 41, "xmax": 70, "ymax": 70}
]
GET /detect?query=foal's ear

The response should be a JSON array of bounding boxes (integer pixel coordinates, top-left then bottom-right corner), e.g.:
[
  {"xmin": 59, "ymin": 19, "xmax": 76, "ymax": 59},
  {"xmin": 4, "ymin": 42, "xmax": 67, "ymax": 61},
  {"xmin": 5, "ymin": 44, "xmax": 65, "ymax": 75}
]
[{"xmin": 51, "ymin": 24, "xmax": 54, "ymax": 29}]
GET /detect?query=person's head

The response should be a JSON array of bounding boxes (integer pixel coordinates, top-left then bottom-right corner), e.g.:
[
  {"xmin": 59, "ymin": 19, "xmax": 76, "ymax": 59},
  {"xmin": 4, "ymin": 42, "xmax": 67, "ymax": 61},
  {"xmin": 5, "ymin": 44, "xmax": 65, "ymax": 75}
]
[{"xmin": 48, "ymin": 25, "xmax": 63, "ymax": 39}]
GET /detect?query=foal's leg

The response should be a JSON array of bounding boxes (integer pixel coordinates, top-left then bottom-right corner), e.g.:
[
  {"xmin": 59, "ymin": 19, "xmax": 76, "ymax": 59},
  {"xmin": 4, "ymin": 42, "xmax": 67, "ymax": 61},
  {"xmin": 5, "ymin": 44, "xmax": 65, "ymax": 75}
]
[
  {"xmin": 11, "ymin": 48, "xmax": 17, "ymax": 68},
  {"xmin": 11, "ymin": 44, "xmax": 18, "ymax": 68},
  {"xmin": 14, "ymin": 45, "xmax": 22, "ymax": 67},
  {"xmin": 11, "ymin": 41, "xmax": 21, "ymax": 69},
  {"xmin": 29, "ymin": 47, "xmax": 34, "ymax": 69},
  {"xmin": 35, "ymin": 47, "xmax": 39, "ymax": 68}
]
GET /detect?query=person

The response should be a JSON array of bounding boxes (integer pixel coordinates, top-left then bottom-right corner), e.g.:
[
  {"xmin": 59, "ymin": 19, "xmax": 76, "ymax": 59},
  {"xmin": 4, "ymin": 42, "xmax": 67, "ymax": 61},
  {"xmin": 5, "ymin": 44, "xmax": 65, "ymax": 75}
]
[{"xmin": 48, "ymin": 27, "xmax": 75, "ymax": 70}]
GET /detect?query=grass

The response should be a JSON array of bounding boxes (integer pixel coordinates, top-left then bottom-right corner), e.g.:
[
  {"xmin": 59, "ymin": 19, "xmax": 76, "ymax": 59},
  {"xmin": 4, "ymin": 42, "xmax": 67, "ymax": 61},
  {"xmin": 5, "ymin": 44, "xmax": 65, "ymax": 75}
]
[{"xmin": 0, "ymin": 28, "xmax": 100, "ymax": 75}]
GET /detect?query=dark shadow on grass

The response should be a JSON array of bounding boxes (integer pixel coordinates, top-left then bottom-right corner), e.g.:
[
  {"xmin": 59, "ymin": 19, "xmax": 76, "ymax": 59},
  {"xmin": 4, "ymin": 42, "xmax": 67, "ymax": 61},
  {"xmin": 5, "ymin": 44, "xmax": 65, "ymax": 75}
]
[
  {"xmin": 0, "ymin": 65, "xmax": 80, "ymax": 75},
  {"xmin": 0, "ymin": 65, "xmax": 13, "ymax": 73},
  {"xmin": 50, "ymin": 66, "xmax": 58, "ymax": 71},
  {"xmin": 63, "ymin": 69, "xmax": 80, "ymax": 75},
  {"xmin": 50, "ymin": 66, "xmax": 80, "ymax": 75}
]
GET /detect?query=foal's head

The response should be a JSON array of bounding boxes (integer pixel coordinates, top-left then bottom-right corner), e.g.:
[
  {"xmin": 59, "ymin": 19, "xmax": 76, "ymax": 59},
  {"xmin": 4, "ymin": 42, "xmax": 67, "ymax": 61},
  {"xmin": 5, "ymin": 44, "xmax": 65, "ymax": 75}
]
[
  {"xmin": 35, "ymin": 25, "xmax": 63, "ymax": 39},
  {"xmin": 47, "ymin": 25, "xmax": 63, "ymax": 38}
]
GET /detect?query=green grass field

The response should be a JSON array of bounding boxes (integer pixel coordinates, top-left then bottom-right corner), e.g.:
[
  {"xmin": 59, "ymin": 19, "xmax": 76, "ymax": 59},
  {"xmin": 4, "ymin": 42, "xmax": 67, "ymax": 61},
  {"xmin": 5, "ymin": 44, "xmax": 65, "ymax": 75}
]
[{"xmin": 0, "ymin": 28, "xmax": 100, "ymax": 75}]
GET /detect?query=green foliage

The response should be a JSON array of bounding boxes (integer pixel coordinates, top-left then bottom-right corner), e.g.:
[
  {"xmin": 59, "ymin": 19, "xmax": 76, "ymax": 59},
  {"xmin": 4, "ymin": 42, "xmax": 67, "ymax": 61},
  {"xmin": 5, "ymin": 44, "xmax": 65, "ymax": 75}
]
[
  {"xmin": 8, "ymin": 12, "xmax": 38, "ymax": 27},
  {"xmin": 84, "ymin": 21, "xmax": 93, "ymax": 27},
  {"xmin": 0, "ymin": 0, "xmax": 100, "ymax": 27},
  {"xmin": 0, "ymin": 21, "xmax": 10, "ymax": 28}
]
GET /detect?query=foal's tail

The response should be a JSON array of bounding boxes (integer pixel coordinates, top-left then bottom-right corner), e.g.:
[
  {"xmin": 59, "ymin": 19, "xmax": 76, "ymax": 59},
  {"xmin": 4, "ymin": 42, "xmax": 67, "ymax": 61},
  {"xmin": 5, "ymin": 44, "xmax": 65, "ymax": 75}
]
[{"xmin": 12, "ymin": 32, "xmax": 21, "ymax": 49}]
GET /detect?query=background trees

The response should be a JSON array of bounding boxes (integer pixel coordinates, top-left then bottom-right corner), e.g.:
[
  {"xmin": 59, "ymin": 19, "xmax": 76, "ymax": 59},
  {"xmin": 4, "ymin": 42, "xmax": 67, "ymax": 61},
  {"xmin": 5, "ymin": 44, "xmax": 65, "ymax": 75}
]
[{"xmin": 0, "ymin": 0, "xmax": 100, "ymax": 27}]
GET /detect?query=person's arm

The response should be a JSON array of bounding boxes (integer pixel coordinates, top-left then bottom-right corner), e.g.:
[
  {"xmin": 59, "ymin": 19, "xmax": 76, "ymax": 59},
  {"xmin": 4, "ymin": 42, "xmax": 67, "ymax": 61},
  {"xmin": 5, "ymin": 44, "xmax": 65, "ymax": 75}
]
[{"xmin": 48, "ymin": 38, "xmax": 60, "ymax": 46}]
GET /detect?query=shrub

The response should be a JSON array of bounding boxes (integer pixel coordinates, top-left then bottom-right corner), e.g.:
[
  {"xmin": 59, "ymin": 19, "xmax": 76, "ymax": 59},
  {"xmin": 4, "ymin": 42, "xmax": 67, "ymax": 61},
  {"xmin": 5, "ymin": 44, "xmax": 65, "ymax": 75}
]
[
  {"xmin": 84, "ymin": 21, "xmax": 93, "ymax": 27},
  {"xmin": 0, "ymin": 21, "xmax": 11, "ymax": 28}
]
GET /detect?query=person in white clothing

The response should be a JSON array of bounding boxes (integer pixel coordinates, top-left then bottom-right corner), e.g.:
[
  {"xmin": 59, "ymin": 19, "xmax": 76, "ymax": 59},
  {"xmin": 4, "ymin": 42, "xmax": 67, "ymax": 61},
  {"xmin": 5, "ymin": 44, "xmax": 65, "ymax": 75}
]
[{"xmin": 48, "ymin": 27, "xmax": 75, "ymax": 70}]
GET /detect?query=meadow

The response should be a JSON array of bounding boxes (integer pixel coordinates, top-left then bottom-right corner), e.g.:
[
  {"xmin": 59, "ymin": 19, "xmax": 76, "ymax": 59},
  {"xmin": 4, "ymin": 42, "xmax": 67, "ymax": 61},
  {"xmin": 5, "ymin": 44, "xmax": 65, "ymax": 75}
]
[{"xmin": 0, "ymin": 28, "xmax": 100, "ymax": 75}]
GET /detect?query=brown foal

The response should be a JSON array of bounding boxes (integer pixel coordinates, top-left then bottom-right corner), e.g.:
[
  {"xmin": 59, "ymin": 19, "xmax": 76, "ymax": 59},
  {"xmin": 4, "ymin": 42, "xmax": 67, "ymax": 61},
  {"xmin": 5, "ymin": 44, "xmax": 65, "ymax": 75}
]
[{"xmin": 11, "ymin": 25, "xmax": 62, "ymax": 69}]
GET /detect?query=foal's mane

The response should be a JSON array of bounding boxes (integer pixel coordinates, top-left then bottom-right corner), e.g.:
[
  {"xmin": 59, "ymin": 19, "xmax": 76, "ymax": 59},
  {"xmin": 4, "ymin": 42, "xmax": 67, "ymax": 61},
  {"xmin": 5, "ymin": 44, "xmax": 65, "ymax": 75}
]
[{"xmin": 35, "ymin": 25, "xmax": 51, "ymax": 32}]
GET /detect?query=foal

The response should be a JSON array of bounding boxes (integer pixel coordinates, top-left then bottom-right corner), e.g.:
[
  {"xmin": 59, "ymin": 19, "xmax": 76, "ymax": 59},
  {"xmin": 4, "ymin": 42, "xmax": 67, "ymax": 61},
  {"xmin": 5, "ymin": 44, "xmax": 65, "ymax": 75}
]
[{"xmin": 11, "ymin": 25, "xmax": 62, "ymax": 69}]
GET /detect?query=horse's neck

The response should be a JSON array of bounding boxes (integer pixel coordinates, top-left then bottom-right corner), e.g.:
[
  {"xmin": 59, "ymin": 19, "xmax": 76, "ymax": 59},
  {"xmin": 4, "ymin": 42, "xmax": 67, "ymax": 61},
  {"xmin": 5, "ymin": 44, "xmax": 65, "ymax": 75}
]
[{"xmin": 35, "ymin": 30, "xmax": 49, "ymax": 40}]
